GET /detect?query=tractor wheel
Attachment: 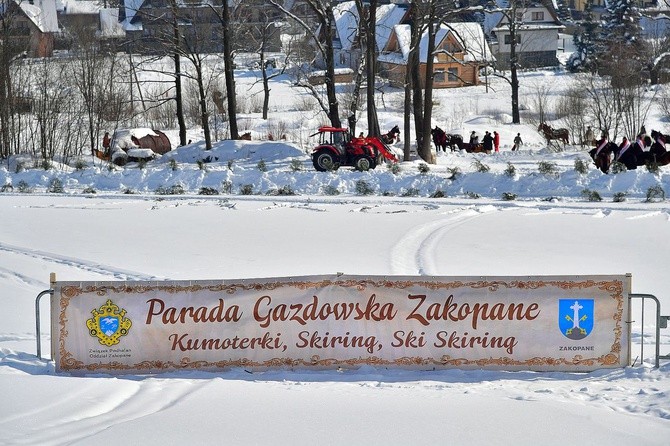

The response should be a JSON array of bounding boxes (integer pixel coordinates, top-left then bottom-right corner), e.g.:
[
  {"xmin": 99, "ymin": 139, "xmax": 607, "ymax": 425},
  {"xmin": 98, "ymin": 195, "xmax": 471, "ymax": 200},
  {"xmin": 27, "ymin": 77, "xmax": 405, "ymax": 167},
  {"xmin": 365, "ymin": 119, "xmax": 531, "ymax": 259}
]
[
  {"xmin": 312, "ymin": 150, "xmax": 338, "ymax": 172},
  {"xmin": 354, "ymin": 155, "xmax": 376, "ymax": 171}
]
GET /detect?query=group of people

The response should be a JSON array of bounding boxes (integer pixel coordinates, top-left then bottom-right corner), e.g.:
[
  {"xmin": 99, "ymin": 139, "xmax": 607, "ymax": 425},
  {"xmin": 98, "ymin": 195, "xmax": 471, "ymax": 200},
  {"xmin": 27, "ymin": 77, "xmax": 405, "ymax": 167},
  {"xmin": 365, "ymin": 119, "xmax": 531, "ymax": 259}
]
[
  {"xmin": 470, "ymin": 130, "xmax": 500, "ymax": 152},
  {"xmin": 589, "ymin": 125, "xmax": 668, "ymax": 171},
  {"xmin": 468, "ymin": 130, "xmax": 523, "ymax": 152}
]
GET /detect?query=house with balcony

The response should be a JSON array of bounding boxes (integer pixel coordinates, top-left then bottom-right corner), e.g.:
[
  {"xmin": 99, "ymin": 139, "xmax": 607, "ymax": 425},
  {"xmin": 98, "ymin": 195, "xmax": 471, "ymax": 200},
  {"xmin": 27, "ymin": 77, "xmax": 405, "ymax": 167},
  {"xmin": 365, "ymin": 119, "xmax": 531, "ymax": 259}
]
[
  {"xmin": 377, "ymin": 22, "xmax": 492, "ymax": 89},
  {"xmin": 488, "ymin": 0, "xmax": 564, "ymax": 69}
]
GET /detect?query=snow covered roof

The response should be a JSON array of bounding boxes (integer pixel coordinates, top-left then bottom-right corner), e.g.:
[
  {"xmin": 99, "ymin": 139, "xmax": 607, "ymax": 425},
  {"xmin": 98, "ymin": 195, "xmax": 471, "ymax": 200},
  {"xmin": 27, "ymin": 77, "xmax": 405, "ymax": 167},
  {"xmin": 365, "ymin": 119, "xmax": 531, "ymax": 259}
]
[
  {"xmin": 375, "ymin": 3, "xmax": 408, "ymax": 52},
  {"xmin": 380, "ymin": 22, "xmax": 492, "ymax": 65},
  {"xmin": 333, "ymin": 1, "xmax": 359, "ymax": 52},
  {"xmin": 15, "ymin": 0, "xmax": 59, "ymax": 33},
  {"xmin": 58, "ymin": 0, "xmax": 102, "ymax": 15},
  {"xmin": 99, "ymin": 8, "xmax": 126, "ymax": 38},
  {"xmin": 448, "ymin": 22, "xmax": 493, "ymax": 63},
  {"xmin": 121, "ymin": 0, "xmax": 144, "ymax": 30}
]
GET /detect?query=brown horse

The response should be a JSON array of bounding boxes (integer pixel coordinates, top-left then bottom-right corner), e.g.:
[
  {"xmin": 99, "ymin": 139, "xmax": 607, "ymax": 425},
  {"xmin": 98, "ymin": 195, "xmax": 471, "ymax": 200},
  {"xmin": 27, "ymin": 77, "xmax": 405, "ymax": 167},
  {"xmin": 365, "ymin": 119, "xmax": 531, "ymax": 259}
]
[
  {"xmin": 380, "ymin": 125, "xmax": 400, "ymax": 144},
  {"xmin": 239, "ymin": 132, "xmax": 252, "ymax": 140},
  {"xmin": 539, "ymin": 123, "xmax": 569, "ymax": 145},
  {"xmin": 431, "ymin": 126, "xmax": 463, "ymax": 152}
]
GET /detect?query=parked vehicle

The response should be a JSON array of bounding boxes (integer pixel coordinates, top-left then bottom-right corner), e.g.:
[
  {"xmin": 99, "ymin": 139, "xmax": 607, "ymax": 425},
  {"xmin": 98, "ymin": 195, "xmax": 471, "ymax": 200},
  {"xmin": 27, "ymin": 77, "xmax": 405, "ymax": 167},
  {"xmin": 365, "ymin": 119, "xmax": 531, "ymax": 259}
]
[{"xmin": 310, "ymin": 127, "xmax": 398, "ymax": 171}]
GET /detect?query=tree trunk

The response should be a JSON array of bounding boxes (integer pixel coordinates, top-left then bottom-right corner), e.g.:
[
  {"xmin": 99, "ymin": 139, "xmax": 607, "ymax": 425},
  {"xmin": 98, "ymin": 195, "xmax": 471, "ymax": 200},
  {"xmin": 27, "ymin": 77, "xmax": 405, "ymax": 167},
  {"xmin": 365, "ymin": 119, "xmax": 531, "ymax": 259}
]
[
  {"xmin": 170, "ymin": 3, "xmax": 187, "ymax": 147},
  {"xmin": 419, "ymin": 20, "xmax": 436, "ymax": 164},
  {"xmin": 260, "ymin": 48, "xmax": 270, "ymax": 120},
  {"xmin": 222, "ymin": 0, "xmax": 239, "ymax": 139},
  {"xmin": 365, "ymin": 0, "xmax": 380, "ymax": 136},
  {"xmin": 509, "ymin": 7, "xmax": 520, "ymax": 124},
  {"xmin": 410, "ymin": 10, "xmax": 424, "ymax": 148},
  {"xmin": 403, "ymin": 63, "xmax": 412, "ymax": 162},
  {"xmin": 323, "ymin": 6, "xmax": 341, "ymax": 128}
]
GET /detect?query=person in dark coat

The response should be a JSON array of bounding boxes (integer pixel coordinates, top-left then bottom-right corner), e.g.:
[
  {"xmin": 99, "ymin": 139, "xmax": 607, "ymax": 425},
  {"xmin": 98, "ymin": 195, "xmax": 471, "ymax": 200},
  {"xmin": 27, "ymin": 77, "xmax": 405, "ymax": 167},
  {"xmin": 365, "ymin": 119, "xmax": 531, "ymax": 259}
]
[
  {"xmin": 512, "ymin": 133, "xmax": 522, "ymax": 151},
  {"xmin": 482, "ymin": 131, "xmax": 494, "ymax": 152},
  {"xmin": 589, "ymin": 133, "xmax": 610, "ymax": 163},
  {"xmin": 650, "ymin": 133, "xmax": 667, "ymax": 159},
  {"xmin": 614, "ymin": 137, "xmax": 639, "ymax": 170},
  {"xmin": 102, "ymin": 132, "xmax": 110, "ymax": 151}
]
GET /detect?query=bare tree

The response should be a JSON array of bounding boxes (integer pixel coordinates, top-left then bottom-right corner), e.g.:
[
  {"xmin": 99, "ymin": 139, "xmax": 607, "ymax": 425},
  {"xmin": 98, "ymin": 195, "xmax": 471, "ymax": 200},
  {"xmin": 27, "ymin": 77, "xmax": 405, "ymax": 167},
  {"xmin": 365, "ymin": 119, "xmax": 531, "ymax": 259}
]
[
  {"xmin": 216, "ymin": 0, "xmax": 240, "ymax": 139},
  {"xmin": 0, "ymin": 3, "xmax": 22, "ymax": 160},
  {"xmin": 355, "ymin": 0, "xmax": 380, "ymax": 136},
  {"xmin": 68, "ymin": 24, "xmax": 121, "ymax": 157},
  {"xmin": 270, "ymin": 0, "xmax": 342, "ymax": 128},
  {"xmin": 555, "ymin": 85, "xmax": 588, "ymax": 146},
  {"xmin": 487, "ymin": 0, "xmax": 522, "ymax": 124},
  {"xmin": 579, "ymin": 73, "xmax": 621, "ymax": 139},
  {"xmin": 236, "ymin": 3, "xmax": 288, "ymax": 120}
]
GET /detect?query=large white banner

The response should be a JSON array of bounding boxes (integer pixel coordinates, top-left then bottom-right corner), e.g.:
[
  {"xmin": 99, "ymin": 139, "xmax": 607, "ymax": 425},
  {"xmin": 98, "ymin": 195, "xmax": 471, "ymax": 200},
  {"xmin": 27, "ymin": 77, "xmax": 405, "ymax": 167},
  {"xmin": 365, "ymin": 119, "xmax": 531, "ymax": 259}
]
[{"xmin": 52, "ymin": 275, "xmax": 631, "ymax": 373}]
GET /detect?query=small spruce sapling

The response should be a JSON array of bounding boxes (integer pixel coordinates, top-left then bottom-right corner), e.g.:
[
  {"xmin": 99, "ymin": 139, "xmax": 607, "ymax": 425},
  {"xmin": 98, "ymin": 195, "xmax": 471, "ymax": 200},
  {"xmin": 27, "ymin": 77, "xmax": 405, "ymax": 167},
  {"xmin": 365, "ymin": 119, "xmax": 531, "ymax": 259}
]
[
  {"xmin": 645, "ymin": 185, "xmax": 665, "ymax": 202},
  {"xmin": 574, "ymin": 159, "xmax": 589, "ymax": 174}
]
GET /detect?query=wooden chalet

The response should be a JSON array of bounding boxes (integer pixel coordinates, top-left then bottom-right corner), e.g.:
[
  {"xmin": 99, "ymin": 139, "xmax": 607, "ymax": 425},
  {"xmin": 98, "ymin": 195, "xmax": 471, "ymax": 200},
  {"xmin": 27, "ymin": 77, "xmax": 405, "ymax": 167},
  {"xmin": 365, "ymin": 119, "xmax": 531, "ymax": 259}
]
[{"xmin": 378, "ymin": 22, "xmax": 492, "ymax": 89}]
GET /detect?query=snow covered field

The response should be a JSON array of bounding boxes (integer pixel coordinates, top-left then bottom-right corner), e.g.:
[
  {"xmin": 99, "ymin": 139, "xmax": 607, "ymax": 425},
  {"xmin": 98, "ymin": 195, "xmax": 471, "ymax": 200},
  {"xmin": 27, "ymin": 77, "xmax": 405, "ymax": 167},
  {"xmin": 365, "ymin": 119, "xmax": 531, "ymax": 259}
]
[{"xmin": 1, "ymin": 68, "xmax": 670, "ymax": 444}]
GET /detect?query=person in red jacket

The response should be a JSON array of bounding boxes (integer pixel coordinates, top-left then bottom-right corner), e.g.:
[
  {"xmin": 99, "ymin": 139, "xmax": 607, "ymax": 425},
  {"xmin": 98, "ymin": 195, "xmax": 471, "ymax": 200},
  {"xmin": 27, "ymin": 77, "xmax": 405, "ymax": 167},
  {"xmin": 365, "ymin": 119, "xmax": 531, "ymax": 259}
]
[{"xmin": 493, "ymin": 131, "xmax": 500, "ymax": 152}]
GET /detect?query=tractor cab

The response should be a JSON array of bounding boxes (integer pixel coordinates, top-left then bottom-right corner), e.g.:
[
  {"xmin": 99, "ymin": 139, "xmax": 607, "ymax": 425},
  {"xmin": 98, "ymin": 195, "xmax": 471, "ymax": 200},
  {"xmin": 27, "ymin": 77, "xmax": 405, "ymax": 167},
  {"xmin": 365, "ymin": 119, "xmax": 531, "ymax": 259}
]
[{"xmin": 314, "ymin": 126, "xmax": 351, "ymax": 154}]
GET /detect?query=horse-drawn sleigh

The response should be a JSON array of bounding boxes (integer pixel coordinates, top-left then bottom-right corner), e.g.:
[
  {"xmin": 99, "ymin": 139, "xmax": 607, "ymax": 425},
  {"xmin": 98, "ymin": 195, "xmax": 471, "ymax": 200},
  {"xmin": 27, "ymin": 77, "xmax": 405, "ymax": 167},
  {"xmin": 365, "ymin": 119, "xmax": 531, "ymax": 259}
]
[{"xmin": 431, "ymin": 127, "xmax": 490, "ymax": 153}]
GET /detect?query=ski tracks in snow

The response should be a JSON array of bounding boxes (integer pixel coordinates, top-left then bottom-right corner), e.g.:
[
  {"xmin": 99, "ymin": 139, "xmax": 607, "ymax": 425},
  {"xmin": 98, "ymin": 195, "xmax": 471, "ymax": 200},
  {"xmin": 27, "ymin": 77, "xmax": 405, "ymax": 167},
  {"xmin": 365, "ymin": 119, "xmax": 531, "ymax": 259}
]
[
  {"xmin": 0, "ymin": 242, "xmax": 159, "ymax": 282},
  {"xmin": 0, "ymin": 378, "xmax": 208, "ymax": 445},
  {"xmin": 390, "ymin": 206, "xmax": 489, "ymax": 275}
]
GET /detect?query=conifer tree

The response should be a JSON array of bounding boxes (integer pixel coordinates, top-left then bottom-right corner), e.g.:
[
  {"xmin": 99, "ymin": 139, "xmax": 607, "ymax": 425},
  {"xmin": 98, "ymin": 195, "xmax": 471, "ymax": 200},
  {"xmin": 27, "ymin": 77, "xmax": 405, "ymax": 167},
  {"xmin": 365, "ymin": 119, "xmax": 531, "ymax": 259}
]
[{"xmin": 567, "ymin": 1, "xmax": 600, "ymax": 73}]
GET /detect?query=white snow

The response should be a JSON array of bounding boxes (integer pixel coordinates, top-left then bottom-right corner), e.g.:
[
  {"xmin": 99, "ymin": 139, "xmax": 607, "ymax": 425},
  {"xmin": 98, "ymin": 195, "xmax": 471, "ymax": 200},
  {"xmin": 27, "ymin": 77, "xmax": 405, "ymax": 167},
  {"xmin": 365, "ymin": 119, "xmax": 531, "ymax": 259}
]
[{"xmin": 1, "ymin": 64, "xmax": 670, "ymax": 445}]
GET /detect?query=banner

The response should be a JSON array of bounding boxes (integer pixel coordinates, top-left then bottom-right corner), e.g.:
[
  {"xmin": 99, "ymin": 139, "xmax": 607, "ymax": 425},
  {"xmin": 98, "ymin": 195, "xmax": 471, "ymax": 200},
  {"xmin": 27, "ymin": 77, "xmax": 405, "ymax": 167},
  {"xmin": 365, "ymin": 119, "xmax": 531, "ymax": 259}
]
[{"xmin": 52, "ymin": 274, "xmax": 631, "ymax": 373}]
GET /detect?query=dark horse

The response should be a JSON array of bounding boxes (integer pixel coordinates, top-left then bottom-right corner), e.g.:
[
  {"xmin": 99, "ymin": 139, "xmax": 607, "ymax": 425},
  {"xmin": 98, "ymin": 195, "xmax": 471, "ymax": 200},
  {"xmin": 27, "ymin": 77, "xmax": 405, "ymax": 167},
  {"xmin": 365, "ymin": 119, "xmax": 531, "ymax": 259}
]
[
  {"xmin": 589, "ymin": 141, "xmax": 618, "ymax": 173},
  {"xmin": 539, "ymin": 122, "xmax": 569, "ymax": 145},
  {"xmin": 431, "ymin": 126, "xmax": 463, "ymax": 152},
  {"xmin": 643, "ymin": 131, "xmax": 670, "ymax": 166},
  {"xmin": 380, "ymin": 125, "xmax": 400, "ymax": 144}
]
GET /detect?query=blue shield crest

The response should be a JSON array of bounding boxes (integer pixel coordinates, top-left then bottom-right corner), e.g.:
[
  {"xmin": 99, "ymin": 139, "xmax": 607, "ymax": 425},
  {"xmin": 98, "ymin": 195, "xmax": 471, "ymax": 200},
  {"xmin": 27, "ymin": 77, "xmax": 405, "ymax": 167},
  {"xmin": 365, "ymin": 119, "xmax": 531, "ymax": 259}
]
[
  {"xmin": 558, "ymin": 299, "xmax": 594, "ymax": 340},
  {"xmin": 99, "ymin": 316, "xmax": 120, "ymax": 337}
]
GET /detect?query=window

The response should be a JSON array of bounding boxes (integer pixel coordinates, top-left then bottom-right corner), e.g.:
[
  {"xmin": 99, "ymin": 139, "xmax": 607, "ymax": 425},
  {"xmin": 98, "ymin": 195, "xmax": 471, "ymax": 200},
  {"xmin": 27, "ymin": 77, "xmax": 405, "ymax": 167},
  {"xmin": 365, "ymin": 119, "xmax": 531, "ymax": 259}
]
[
  {"xmin": 531, "ymin": 11, "xmax": 544, "ymax": 21},
  {"xmin": 504, "ymin": 34, "xmax": 521, "ymax": 45},
  {"xmin": 434, "ymin": 69, "xmax": 446, "ymax": 83},
  {"xmin": 448, "ymin": 68, "xmax": 458, "ymax": 82}
]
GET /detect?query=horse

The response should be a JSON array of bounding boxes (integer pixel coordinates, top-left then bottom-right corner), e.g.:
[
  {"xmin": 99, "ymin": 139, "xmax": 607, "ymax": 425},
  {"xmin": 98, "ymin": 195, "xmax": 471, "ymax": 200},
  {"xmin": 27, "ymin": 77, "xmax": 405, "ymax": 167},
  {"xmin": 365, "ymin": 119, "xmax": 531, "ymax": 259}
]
[
  {"xmin": 431, "ymin": 126, "xmax": 463, "ymax": 152},
  {"xmin": 641, "ymin": 135, "xmax": 670, "ymax": 166},
  {"xmin": 589, "ymin": 141, "xmax": 618, "ymax": 173},
  {"xmin": 239, "ymin": 132, "xmax": 252, "ymax": 140},
  {"xmin": 380, "ymin": 125, "xmax": 400, "ymax": 144},
  {"xmin": 538, "ymin": 122, "xmax": 569, "ymax": 145}
]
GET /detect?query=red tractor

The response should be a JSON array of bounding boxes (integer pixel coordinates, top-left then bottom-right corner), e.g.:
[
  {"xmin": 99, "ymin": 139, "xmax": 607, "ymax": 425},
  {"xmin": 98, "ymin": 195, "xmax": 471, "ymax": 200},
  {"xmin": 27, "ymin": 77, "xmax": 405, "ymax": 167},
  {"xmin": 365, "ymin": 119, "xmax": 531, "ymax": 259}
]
[{"xmin": 310, "ymin": 126, "xmax": 398, "ymax": 172}]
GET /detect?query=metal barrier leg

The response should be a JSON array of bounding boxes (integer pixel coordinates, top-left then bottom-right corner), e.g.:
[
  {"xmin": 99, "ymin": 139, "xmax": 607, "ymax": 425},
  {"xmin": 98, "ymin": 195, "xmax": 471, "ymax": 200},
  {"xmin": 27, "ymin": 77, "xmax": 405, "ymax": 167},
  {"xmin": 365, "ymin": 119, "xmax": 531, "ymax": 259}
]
[
  {"xmin": 35, "ymin": 289, "xmax": 54, "ymax": 360},
  {"xmin": 630, "ymin": 293, "xmax": 661, "ymax": 368}
]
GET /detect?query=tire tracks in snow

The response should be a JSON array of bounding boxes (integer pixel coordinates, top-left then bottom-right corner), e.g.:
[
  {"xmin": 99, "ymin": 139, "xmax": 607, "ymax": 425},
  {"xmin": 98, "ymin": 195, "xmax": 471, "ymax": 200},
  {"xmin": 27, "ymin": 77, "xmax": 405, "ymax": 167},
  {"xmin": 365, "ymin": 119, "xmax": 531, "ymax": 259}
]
[
  {"xmin": 390, "ymin": 206, "xmax": 491, "ymax": 275},
  {"xmin": 0, "ymin": 242, "xmax": 159, "ymax": 281}
]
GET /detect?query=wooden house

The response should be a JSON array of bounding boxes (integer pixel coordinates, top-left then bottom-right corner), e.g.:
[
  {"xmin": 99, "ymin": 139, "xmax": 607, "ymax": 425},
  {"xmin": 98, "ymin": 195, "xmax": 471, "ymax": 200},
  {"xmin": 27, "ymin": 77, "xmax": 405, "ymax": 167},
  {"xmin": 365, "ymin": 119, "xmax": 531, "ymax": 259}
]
[
  {"xmin": 2, "ymin": 0, "xmax": 59, "ymax": 57},
  {"xmin": 378, "ymin": 22, "xmax": 492, "ymax": 89}
]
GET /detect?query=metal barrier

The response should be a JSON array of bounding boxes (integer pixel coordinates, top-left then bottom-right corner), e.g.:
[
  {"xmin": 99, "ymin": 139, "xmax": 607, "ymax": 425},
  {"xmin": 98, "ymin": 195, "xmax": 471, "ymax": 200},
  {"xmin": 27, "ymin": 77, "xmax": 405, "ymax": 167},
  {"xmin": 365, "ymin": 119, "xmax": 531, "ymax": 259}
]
[
  {"xmin": 629, "ymin": 293, "xmax": 669, "ymax": 369},
  {"xmin": 35, "ymin": 289, "xmax": 53, "ymax": 360}
]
